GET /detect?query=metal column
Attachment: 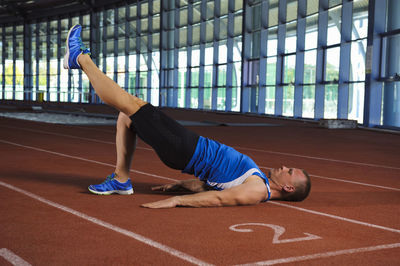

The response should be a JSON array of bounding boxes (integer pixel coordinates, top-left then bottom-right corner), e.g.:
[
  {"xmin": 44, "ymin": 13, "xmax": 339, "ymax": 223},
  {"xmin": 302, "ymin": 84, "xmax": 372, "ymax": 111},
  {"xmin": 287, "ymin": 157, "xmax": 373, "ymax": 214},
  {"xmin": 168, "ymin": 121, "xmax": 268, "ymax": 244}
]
[
  {"xmin": 337, "ymin": 0, "xmax": 352, "ymax": 119},
  {"xmin": 293, "ymin": 0, "xmax": 306, "ymax": 118},
  {"xmin": 363, "ymin": 0, "xmax": 386, "ymax": 127},
  {"xmin": 314, "ymin": 0, "xmax": 328, "ymax": 119},
  {"xmin": 382, "ymin": 0, "xmax": 400, "ymax": 127}
]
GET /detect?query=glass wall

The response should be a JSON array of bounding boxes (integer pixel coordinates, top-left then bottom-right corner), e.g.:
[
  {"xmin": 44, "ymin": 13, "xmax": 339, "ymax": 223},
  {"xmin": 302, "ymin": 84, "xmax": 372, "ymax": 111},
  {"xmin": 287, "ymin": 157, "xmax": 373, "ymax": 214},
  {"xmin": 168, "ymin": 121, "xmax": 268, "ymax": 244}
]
[
  {"xmin": 241, "ymin": 0, "xmax": 368, "ymax": 121},
  {"xmin": 159, "ymin": 0, "xmax": 242, "ymax": 111},
  {"xmin": 1, "ymin": 0, "xmax": 396, "ymax": 128}
]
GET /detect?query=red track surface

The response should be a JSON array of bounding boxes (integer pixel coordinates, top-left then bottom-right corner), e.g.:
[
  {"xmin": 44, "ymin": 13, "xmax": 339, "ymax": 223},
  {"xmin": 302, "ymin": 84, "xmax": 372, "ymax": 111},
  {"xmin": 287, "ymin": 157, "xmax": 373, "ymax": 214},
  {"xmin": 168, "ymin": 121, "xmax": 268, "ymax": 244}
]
[{"xmin": 0, "ymin": 112, "xmax": 399, "ymax": 265}]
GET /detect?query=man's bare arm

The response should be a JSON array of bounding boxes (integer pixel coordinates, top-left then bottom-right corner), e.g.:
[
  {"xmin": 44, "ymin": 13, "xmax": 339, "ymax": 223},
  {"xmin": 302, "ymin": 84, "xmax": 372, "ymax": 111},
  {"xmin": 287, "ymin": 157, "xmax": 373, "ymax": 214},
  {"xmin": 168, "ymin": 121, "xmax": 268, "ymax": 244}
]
[
  {"xmin": 141, "ymin": 176, "xmax": 268, "ymax": 208},
  {"xmin": 151, "ymin": 179, "xmax": 208, "ymax": 193}
]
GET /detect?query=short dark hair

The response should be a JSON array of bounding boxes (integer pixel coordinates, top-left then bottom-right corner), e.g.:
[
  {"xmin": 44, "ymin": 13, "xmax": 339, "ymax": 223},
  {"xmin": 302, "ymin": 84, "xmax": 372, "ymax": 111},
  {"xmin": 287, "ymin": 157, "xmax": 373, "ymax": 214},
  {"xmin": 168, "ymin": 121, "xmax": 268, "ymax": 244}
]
[{"xmin": 281, "ymin": 169, "xmax": 311, "ymax": 202}]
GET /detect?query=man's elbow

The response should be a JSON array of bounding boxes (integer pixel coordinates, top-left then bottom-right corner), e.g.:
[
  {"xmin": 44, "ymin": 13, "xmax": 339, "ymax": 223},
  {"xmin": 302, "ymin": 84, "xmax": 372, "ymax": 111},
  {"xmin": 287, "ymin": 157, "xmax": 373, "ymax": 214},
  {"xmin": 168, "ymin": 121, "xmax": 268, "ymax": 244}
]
[
  {"xmin": 235, "ymin": 191, "xmax": 266, "ymax": 205},
  {"xmin": 222, "ymin": 195, "xmax": 261, "ymax": 206},
  {"xmin": 237, "ymin": 197, "xmax": 262, "ymax": 206},
  {"xmin": 206, "ymin": 194, "xmax": 224, "ymax": 207},
  {"xmin": 217, "ymin": 192, "xmax": 263, "ymax": 207}
]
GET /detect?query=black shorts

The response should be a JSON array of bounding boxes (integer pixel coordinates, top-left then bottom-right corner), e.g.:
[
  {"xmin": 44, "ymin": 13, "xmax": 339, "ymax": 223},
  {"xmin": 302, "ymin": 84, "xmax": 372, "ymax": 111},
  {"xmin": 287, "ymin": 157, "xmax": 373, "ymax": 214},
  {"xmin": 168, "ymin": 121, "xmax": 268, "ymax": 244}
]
[{"xmin": 129, "ymin": 104, "xmax": 199, "ymax": 170}]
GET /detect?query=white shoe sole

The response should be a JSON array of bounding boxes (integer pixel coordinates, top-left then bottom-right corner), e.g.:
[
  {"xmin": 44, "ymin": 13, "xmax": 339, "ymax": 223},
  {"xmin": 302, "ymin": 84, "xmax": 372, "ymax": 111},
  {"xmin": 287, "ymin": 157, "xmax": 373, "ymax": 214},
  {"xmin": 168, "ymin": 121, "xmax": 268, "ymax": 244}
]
[{"xmin": 88, "ymin": 187, "xmax": 134, "ymax": 195}]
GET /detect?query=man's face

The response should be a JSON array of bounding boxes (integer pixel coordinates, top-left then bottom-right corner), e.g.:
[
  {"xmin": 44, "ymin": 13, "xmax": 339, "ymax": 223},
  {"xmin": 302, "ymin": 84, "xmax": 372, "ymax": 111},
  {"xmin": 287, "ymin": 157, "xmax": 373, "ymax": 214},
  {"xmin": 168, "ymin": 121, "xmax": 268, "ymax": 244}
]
[{"xmin": 269, "ymin": 166, "xmax": 305, "ymax": 188}]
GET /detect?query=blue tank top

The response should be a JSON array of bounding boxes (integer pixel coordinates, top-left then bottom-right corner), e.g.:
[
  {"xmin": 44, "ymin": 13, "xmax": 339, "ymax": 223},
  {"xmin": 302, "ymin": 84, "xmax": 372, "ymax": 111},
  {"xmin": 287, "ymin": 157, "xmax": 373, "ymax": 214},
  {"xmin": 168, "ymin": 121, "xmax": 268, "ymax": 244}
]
[{"xmin": 182, "ymin": 136, "xmax": 271, "ymax": 201}]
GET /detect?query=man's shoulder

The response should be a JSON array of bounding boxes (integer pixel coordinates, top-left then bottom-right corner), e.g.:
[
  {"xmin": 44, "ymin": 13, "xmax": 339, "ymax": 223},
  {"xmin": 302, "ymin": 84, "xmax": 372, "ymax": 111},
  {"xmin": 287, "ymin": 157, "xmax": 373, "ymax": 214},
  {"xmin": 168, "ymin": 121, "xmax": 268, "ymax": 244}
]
[
  {"xmin": 243, "ymin": 175, "xmax": 270, "ymax": 201},
  {"xmin": 244, "ymin": 175, "xmax": 267, "ymax": 184}
]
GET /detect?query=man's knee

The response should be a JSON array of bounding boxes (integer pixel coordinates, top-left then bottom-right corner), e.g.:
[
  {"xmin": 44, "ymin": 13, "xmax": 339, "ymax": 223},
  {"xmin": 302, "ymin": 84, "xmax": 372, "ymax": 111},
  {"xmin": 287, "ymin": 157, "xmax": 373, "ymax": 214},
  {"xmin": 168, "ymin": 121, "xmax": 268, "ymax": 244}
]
[
  {"xmin": 119, "ymin": 92, "xmax": 148, "ymax": 117},
  {"xmin": 117, "ymin": 112, "xmax": 132, "ymax": 129},
  {"xmin": 134, "ymin": 96, "xmax": 148, "ymax": 109}
]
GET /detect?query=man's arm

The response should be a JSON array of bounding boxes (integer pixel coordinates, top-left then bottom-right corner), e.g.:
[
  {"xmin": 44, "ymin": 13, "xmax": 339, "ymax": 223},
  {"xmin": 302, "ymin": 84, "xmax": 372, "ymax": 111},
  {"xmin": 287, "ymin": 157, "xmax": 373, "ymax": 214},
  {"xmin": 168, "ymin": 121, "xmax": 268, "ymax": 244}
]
[
  {"xmin": 151, "ymin": 179, "xmax": 208, "ymax": 193},
  {"xmin": 141, "ymin": 175, "xmax": 268, "ymax": 208}
]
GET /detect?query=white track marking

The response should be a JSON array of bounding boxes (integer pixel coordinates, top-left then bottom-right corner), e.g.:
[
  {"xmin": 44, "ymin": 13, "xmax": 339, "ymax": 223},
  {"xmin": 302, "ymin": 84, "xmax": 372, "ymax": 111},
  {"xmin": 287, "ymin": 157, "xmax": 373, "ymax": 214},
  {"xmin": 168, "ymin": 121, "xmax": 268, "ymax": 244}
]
[
  {"xmin": 1, "ymin": 139, "xmax": 400, "ymax": 235},
  {"xmin": 259, "ymin": 166, "xmax": 400, "ymax": 192},
  {"xmin": 74, "ymin": 124, "xmax": 115, "ymax": 133},
  {"xmin": 0, "ymin": 125, "xmax": 153, "ymax": 151},
  {"xmin": 4, "ymin": 123, "xmax": 398, "ymax": 191},
  {"xmin": 237, "ymin": 243, "xmax": 400, "ymax": 265},
  {"xmin": 0, "ymin": 181, "xmax": 212, "ymax": 266},
  {"xmin": 2, "ymin": 123, "xmax": 399, "ymax": 171},
  {"xmin": 2, "ymin": 125, "xmax": 398, "ymax": 191},
  {"xmin": 0, "ymin": 139, "xmax": 175, "ymax": 182},
  {"xmin": 309, "ymin": 173, "xmax": 400, "ymax": 191},
  {"xmin": 235, "ymin": 146, "xmax": 400, "ymax": 171},
  {"xmin": 229, "ymin": 223, "xmax": 321, "ymax": 244},
  {"xmin": 269, "ymin": 201, "xmax": 400, "ymax": 234},
  {"xmin": 0, "ymin": 248, "xmax": 31, "ymax": 266},
  {"xmin": 73, "ymin": 125, "xmax": 115, "ymax": 133}
]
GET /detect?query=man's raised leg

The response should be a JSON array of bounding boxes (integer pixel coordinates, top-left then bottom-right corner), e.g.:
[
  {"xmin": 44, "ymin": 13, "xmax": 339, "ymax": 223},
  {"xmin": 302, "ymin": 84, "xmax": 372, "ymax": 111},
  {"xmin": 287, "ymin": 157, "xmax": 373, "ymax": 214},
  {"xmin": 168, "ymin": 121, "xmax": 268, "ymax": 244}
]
[
  {"xmin": 63, "ymin": 24, "xmax": 146, "ymax": 117},
  {"xmin": 78, "ymin": 54, "xmax": 146, "ymax": 116},
  {"xmin": 64, "ymin": 25, "xmax": 140, "ymax": 195}
]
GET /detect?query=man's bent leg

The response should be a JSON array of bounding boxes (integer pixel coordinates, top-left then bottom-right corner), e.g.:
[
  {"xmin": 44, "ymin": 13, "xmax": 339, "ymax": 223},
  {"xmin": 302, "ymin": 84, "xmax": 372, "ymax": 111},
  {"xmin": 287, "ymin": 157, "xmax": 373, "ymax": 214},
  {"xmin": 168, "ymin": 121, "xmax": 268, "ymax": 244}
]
[
  {"xmin": 88, "ymin": 112, "xmax": 135, "ymax": 195},
  {"xmin": 114, "ymin": 112, "xmax": 137, "ymax": 183},
  {"xmin": 78, "ymin": 54, "xmax": 147, "ymax": 117}
]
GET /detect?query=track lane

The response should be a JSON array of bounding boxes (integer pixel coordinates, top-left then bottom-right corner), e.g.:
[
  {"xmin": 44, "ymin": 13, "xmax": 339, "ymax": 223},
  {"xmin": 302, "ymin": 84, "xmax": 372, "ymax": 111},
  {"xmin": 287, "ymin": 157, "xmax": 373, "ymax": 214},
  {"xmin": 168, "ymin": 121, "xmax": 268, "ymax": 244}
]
[
  {"xmin": 1, "ymin": 117, "xmax": 400, "ymax": 265},
  {"xmin": 1, "ymin": 122, "xmax": 399, "ymax": 189}
]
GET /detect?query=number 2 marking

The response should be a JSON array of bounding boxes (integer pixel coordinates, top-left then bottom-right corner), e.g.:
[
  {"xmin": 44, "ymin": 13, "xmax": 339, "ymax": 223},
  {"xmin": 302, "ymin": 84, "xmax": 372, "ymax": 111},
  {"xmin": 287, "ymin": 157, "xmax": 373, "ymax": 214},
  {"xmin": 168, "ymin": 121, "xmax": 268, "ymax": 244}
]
[{"xmin": 229, "ymin": 223, "xmax": 322, "ymax": 244}]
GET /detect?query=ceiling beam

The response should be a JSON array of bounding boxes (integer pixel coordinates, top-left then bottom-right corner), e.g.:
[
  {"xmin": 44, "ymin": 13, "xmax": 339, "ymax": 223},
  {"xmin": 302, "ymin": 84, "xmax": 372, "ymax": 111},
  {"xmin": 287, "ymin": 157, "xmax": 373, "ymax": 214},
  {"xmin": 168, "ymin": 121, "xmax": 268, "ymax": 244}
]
[{"xmin": 0, "ymin": 0, "xmax": 140, "ymax": 24}]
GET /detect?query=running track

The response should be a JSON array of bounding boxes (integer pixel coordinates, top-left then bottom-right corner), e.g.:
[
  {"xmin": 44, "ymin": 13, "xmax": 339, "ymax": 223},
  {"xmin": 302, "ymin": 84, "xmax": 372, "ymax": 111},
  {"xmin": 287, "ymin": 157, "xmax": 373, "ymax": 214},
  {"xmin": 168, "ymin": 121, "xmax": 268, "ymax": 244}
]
[{"xmin": 0, "ymin": 109, "xmax": 399, "ymax": 265}]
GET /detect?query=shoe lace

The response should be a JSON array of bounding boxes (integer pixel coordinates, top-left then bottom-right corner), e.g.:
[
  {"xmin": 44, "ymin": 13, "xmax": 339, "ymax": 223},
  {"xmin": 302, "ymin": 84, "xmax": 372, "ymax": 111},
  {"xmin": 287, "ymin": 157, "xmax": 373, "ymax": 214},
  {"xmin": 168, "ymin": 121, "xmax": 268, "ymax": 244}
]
[
  {"xmin": 77, "ymin": 36, "xmax": 90, "ymax": 54},
  {"xmin": 77, "ymin": 37, "xmax": 86, "ymax": 51}
]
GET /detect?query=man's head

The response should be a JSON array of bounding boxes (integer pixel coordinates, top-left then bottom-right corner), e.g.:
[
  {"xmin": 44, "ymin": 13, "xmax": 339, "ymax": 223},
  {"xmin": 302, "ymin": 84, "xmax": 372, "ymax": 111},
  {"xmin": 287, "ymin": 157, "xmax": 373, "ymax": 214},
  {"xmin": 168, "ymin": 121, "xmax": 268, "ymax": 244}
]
[{"xmin": 269, "ymin": 166, "xmax": 311, "ymax": 201}]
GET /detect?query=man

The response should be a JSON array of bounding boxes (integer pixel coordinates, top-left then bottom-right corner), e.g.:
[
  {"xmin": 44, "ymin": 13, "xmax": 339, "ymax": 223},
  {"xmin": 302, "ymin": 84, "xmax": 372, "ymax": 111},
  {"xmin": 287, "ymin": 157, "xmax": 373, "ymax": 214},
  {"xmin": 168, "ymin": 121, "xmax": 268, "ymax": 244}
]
[{"xmin": 64, "ymin": 25, "xmax": 311, "ymax": 208}]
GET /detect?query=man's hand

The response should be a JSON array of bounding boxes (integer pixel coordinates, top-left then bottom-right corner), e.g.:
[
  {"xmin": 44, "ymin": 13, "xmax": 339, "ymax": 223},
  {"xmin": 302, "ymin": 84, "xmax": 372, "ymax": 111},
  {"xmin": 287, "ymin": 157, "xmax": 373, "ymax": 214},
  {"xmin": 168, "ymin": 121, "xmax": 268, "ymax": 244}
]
[{"xmin": 141, "ymin": 196, "xmax": 179, "ymax": 208}]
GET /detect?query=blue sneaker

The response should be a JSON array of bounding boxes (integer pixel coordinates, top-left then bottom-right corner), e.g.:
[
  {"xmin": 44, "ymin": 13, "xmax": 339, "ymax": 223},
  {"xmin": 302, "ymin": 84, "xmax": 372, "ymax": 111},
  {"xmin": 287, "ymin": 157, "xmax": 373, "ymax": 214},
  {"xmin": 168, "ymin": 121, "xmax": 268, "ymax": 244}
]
[
  {"xmin": 63, "ymin": 24, "xmax": 91, "ymax": 69},
  {"xmin": 88, "ymin": 173, "xmax": 134, "ymax": 195}
]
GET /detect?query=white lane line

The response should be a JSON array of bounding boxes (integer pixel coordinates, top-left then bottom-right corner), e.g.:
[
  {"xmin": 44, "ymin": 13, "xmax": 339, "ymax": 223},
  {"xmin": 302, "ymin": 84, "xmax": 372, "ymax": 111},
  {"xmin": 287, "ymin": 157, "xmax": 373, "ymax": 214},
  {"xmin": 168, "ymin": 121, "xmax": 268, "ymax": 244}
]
[
  {"xmin": 309, "ymin": 173, "xmax": 400, "ymax": 191},
  {"xmin": 235, "ymin": 146, "xmax": 400, "ymax": 171},
  {"xmin": 259, "ymin": 166, "xmax": 400, "ymax": 192},
  {"xmin": 0, "ymin": 139, "xmax": 175, "ymax": 182},
  {"xmin": 0, "ymin": 248, "xmax": 32, "ymax": 266},
  {"xmin": 1, "ymin": 125, "xmax": 398, "ymax": 191},
  {"xmin": 3, "ymin": 123, "xmax": 399, "ymax": 171},
  {"xmin": 237, "ymin": 242, "xmax": 400, "ymax": 266},
  {"xmin": 269, "ymin": 201, "xmax": 400, "ymax": 234},
  {"xmin": 0, "ymin": 125, "xmax": 153, "ymax": 151},
  {"xmin": 73, "ymin": 125, "xmax": 115, "ymax": 133},
  {"xmin": 1, "ymin": 138, "xmax": 400, "ymax": 235},
  {"xmin": 0, "ymin": 181, "xmax": 212, "ymax": 266}
]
